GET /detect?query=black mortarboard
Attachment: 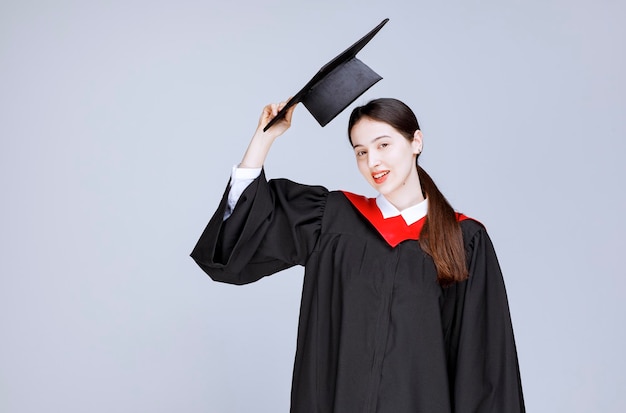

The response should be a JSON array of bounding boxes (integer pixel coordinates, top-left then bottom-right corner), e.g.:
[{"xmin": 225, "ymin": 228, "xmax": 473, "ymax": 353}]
[{"xmin": 263, "ymin": 18, "xmax": 389, "ymax": 132}]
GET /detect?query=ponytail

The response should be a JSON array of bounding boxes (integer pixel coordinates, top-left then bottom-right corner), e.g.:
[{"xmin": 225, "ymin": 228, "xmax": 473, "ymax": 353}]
[{"xmin": 417, "ymin": 166, "xmax": 468, "ymax": 286}]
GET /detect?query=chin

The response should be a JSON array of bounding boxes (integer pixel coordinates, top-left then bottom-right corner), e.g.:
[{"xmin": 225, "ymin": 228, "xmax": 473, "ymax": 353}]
[{"xmin": 376, "ymin": 183, "xmax": 396, "ymax": 196}]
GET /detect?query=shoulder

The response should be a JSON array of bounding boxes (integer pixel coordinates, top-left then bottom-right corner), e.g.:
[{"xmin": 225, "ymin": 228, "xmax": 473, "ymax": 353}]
[
  {"xmin": 324, "ymin": 190, "xmax": 359, "ymax": 211},
  {"xmin": 458, "ymin": 216, "xmax": 490, "ymax": 247},
  {"xmin": 336, "ymin": 190, "xmax": 374, "ymax": 206},
  {"xmin": 459, "ymin": 216, "xmax": 485, "ymax": 234},
  {"xmin": 267, "ymin": 178, "xmax": 330, "ymax": 197},
  {"xmin": 327, "ymin": 190, "xmax": 381, "ymax": 214},
  {"xmin": 260, "ymin": 178, "xmax": 331, "ymax": 214}
]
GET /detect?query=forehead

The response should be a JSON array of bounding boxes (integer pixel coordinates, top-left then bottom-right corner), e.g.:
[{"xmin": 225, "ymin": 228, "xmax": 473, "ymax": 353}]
[{"xmin": 350, "ymin": 118, "xmax": 403, "ymax": 146}]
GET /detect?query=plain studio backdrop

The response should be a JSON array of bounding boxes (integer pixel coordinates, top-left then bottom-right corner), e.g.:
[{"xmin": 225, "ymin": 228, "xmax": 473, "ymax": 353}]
[{"xmin": 1, "ymin": 0, "xmax": 624, "ymax": 412}]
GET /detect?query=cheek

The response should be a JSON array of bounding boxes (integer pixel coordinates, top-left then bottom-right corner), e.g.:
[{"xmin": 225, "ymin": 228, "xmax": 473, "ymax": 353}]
[
  {"xmin": 356, "ymin": 159, "xmax": 370, "ymax": 178},
  {"xmin": 391, "ymin": 150, "xmax": 414, "ymax": 169}
]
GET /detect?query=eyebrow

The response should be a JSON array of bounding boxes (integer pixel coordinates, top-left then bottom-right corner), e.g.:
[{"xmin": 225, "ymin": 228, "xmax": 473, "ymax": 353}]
[{"xmin": 352, "ymin": 135, "xmax": 390, "ymax": 149}]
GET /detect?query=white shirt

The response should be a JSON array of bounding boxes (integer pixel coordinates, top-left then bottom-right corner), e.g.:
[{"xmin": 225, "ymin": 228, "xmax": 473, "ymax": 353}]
[
  {"xmin": 375, "ymin": 193, "xmax": 428, "ymax": 225},
  {"xmin": 224, "ymin": 165, "xmax": 262, "ymax": 220}
]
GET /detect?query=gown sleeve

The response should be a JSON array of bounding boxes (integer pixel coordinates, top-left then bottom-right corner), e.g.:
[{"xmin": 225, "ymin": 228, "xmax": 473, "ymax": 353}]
[
  {"xmin": 190, "ymin": 169, "xmax": 328, "ymax": 285},
  {"xmin": 444, "ymin": 223, "xmax": 525, "ymax": 412}
]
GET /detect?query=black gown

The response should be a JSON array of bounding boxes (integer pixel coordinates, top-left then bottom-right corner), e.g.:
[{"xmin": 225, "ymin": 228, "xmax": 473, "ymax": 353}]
[{"xmin": 191, "ymin": 171, "xmax": 525, "ymax": 413}]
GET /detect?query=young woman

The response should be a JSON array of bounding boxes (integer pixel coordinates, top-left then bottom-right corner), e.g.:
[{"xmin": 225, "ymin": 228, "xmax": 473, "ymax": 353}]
[{"xmin": 191, "ymin": 98, "xmax": 525, "ymax": 412}]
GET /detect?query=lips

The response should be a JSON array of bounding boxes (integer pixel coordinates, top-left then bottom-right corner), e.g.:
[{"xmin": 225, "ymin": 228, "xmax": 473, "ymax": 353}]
[{"xmin": 372, "ymin": 170, "xmax": 389, "ymax": 184}]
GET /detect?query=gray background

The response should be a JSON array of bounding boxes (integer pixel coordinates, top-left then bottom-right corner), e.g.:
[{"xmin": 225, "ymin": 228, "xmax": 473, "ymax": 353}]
[{"xmin": 1, "ymin": 0, "xmax": 625, "ymax": 412}]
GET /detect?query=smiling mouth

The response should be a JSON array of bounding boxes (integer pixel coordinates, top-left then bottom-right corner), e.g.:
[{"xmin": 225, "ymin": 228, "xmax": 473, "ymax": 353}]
[{"xmin": 372, "ymin": 170, "xmax": 389, "ymax": 184}]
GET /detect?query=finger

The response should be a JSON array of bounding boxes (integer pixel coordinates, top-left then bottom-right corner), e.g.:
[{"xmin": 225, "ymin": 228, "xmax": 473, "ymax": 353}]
[
  {"xmin": 278, "ymin": 96, "xmax": 293, "ymax": 112},
  {"xmin": 259, "ymin": 104, "xmax": 273, "ymax": 123},
  {"xmin": 284, "ymin": 102, "xmax": 298, "ymax": 123}
]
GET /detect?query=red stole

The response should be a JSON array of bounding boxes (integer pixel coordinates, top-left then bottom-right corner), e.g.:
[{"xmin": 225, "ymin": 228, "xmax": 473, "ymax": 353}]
[{"xmin": 342, "ymin": 191, "xmax": 468, "ymax": 248}]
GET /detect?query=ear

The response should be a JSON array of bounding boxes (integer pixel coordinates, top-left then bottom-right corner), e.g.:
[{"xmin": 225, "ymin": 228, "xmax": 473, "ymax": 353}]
[{"xmin": 411, "ymin": 130, "xmax": 423, "ymax": 155}]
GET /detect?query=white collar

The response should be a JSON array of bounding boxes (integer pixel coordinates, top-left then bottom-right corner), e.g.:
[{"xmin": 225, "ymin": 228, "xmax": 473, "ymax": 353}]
[{"xmin": 375, "ymin": 194, "xmax": 428, "ymax": 225}]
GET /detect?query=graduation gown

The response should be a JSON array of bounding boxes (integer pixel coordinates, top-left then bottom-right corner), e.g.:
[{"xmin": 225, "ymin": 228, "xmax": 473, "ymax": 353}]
[{"xmin": 191, "ymin": 171, "xmax": 525, "ymax": 413}]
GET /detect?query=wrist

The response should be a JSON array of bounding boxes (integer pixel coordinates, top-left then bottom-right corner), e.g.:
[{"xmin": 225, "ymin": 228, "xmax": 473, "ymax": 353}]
[{"xmin": 240, "ymin": 133, "xmax": 274, "ymax": 168}]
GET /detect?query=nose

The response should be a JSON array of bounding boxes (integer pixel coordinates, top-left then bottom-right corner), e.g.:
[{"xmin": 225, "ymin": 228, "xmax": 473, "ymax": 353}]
[{"xmin": 368, "ymin": 153, "xmax": 381, "ymax": 169}]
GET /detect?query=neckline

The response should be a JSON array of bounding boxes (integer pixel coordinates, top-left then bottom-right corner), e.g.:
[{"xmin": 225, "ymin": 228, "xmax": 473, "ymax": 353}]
[
  {"xmin": 375, "ymin": 194, "xmax": 428, "ymax": 225},
  {"xmin": 342, "ymin": 191, "xmax": 468, "ymax": 247}
]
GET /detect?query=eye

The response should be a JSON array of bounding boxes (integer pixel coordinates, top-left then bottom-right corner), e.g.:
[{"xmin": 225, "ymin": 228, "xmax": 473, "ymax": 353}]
[
  {"xmin": 356, "ymin": 150, "xmax": 367, "ymax": 157},
  {"xmin": 379, "ymin": 142, "xmax": 389, "ymax": 149}
]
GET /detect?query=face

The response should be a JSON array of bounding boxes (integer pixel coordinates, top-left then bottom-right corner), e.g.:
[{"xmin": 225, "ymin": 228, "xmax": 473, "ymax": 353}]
[{"xmin": 350, "ymin": 117, "xmax": 423, "ymax": 207}]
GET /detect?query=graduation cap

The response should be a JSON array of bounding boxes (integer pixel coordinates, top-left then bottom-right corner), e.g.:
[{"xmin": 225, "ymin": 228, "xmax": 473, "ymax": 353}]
[{"xmin": 263, "ymin": 18, "xmax": 389, "ymax": 132}]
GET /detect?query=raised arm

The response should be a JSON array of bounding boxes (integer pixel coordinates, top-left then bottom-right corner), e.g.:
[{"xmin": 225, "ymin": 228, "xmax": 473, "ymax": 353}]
[
  {"xmin": 240, "ymin": 100, "xmax": 297, "ymax": 168},
  {"xmin": 191, "ymin": 99, "xmax": 327, "ymax": 284}
]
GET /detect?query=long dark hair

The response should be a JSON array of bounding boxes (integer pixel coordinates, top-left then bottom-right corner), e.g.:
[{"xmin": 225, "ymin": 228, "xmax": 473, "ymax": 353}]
[{"xmin": 348, "ymin": 98, "xmax": 468, "ymax": 286}]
